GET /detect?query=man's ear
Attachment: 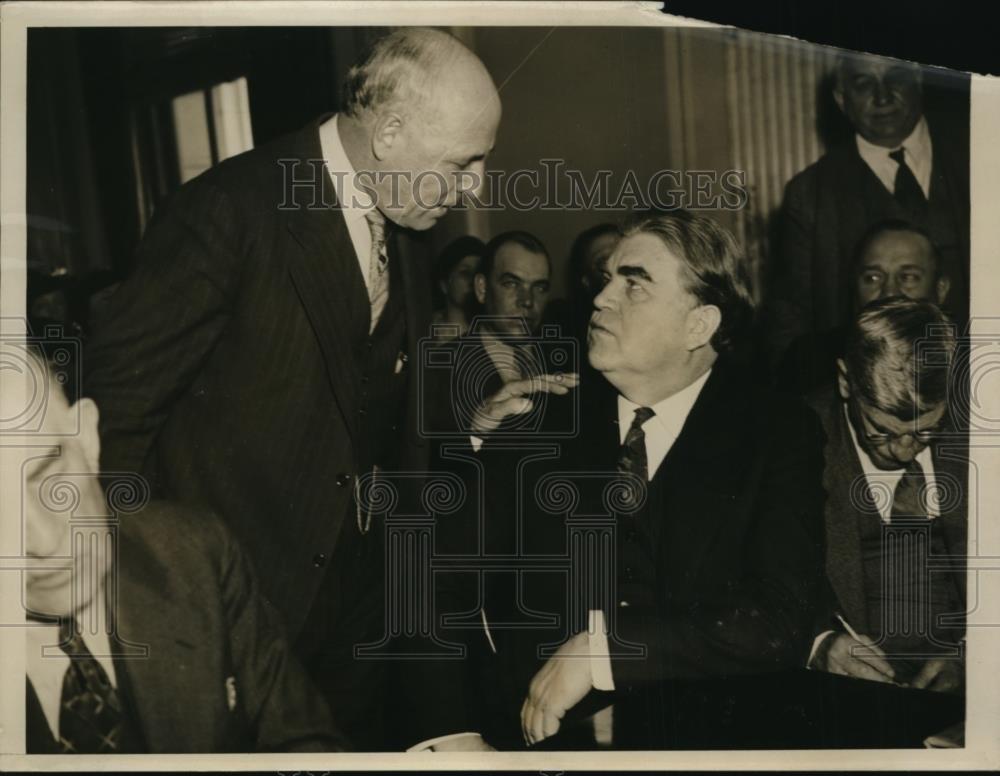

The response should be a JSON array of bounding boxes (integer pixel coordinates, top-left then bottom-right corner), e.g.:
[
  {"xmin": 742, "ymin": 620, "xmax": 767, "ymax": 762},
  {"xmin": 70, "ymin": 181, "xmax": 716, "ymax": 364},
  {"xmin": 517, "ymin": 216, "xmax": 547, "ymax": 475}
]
[
  {"xmin": 836, "ymin": 358, "xmax": 851, "ymax": 401},
  {"xmin": 371, "ymin": 112, "xmax": 404, "ymax": 162},
  {"xmin": 833, "ymin": 87, "xmax": 845, "ymax": 115},
  {"xmin": 935, "ymin": 275, "xmax": 952, "ymax": 305},
  {"xmin": 473, "ymin": 274, "xmax": 487, "ymax": 306},
  {"xmin": 687, "ymin": 304, "xmax": 721, "ymax": 351},
  {"xmin": 77, "ymin": 398, "xmax": 101, "ymax": 473}
]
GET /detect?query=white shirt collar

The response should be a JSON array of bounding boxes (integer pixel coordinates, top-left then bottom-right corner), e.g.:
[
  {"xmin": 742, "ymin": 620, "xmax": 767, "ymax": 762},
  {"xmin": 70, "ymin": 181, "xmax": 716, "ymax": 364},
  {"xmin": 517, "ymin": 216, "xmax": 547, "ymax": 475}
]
[
  {"xmin": 843, "ymin": 403, "xmax": 938, "ymax": 522},
  {"xmin": 854, "ymin": 115, "xmax": 933, "ymax": 198},
  {"xmin": 318, "ymin": 114, "xmax": 380, "ymax": 286},
  {"xmin": 318, "ymin": 113, "xmax": 376, "ymax": 223},
  {"xmin": 26, "ymin": 590, "xmax": 116, "ymax": 739},
  {"xmin": 617, "ymin": 368, "xmax": 712, "ymax": 480}
]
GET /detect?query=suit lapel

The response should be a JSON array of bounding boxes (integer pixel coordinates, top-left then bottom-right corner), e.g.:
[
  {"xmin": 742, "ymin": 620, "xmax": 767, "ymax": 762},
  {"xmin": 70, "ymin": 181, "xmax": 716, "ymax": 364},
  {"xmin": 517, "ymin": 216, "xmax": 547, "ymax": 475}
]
[
  {"xmin": 652, "ymin": 365, "xmax": 750, "ymax": 590},
  {"xmin": 26, "ymin": 679, "xmax": 60, "ymax": 753},
  {"xmin": 931, "ymin": 439, "xmax": 969, "ymax": 606},
  {"xmin": 820, "ymin": 394, "xmax": 874, "ymax": 632},
  {"xmin": 393, "ymin": 228, "xmax": 431, "ymax": 356},
  {"xmin": 113, "ymin": 529, "xmax": 218, "ymax": 752},
  {"xmin": 284, "ymin": 122, "xmax": 365, "ymax": 447}
]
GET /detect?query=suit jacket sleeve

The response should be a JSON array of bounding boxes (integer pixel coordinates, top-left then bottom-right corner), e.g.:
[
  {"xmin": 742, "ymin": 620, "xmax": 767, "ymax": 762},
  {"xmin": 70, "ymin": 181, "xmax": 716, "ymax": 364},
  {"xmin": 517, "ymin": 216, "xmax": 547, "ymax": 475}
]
[
  {"xmin": 609, "ymin": 402, "xmax": 827, "ymax": 687},
  {"xmin": 215, "ymin": 517, "xmax": 350, "ymax": 752},
  {"xmin": 766, "ymin": 173, "xmax": 817, "ymax": 368},
  {"xmin": 84, "ymin": 179, "xmax": 245, "ymax": 475}
]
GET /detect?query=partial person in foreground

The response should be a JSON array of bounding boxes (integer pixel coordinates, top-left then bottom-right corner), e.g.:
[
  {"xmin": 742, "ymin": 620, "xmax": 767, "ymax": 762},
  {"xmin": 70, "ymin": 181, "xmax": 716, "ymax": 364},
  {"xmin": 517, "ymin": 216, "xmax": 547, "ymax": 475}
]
[
  {"xmin": 18, "ymin": 331, "xmax": 345, "ymax": 753},
  {"xmin": 807, "ymin": 297, "xmax": 966, "ymax": 693}
]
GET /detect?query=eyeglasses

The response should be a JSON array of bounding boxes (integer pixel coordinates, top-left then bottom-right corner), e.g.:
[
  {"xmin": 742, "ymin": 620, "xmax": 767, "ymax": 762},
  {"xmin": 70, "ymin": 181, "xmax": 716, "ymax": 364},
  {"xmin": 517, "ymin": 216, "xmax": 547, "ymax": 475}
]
[
  {"xmin": 849, "ymin": 394, "xmax": 946, "ymax": 446},
  {"xmin": 861, "ymin": 426, "xmax": 941, "ymax": 446}
]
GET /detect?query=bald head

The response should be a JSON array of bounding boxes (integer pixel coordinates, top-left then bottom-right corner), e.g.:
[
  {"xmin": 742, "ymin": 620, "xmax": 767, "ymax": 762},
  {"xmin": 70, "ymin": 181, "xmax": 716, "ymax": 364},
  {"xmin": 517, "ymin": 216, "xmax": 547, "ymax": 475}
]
[
  {"xmin": 343, "ymin": 28, "xmax": 498, "ymax": 130},
  {"xmin": 338, "ymin": 28, "xmax": 501, "ymax": 231},
  {"xmin": 853, "ymin": 221, "xmax": 949, "ymax": 309}
]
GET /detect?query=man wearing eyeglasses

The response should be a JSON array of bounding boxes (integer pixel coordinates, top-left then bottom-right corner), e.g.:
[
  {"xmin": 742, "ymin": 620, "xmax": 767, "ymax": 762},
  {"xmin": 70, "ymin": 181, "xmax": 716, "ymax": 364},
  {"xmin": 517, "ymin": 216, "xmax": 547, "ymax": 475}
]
[{"xmin": 808, "ymin": 296, "xmax": 967, "ymax": 694}]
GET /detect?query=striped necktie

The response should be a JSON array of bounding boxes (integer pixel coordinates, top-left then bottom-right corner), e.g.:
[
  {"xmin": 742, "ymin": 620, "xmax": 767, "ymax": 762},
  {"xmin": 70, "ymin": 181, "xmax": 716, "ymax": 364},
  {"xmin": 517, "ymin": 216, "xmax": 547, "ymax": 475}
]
[
  {"xmin": 617, "ymin": 406, "xmax": 655, "ymax": 508},
  {"xmin": 364, "ymin": 209, "xmax": 390, "ymax": 333}
]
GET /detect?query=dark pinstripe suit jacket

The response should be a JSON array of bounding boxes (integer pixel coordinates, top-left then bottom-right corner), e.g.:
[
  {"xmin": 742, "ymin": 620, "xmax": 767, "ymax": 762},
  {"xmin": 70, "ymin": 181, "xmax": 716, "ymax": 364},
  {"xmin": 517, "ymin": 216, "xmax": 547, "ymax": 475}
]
[{"xmin": 83, "ymin": 118, "xmax": 432, "ymax": 636}]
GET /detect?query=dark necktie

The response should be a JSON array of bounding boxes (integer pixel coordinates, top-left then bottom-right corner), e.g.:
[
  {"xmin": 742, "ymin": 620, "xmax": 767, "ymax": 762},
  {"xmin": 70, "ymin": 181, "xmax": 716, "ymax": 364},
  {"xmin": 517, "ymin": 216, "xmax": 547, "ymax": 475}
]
[
  {"xmin": 617, "ymin": 406, "xmax": 655, "ymax": 507},
  {"xmin": 57, "ymin": 619, "xmax": 123, "ymax": 753},
  {"xmin": 890, "ymin": 459, "xmax": 929, "ymax": 521},
  {"xmin": 889, "ymin": 147, "xmax": 927, "ymax": 218}
]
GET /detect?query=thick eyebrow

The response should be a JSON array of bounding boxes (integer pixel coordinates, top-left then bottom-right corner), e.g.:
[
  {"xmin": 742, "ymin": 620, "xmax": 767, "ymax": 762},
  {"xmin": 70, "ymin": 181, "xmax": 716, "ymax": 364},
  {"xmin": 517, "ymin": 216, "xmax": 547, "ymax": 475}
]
[{"xmin": 617, "ymin": 264, "xmax": 654, "ymax": 283}]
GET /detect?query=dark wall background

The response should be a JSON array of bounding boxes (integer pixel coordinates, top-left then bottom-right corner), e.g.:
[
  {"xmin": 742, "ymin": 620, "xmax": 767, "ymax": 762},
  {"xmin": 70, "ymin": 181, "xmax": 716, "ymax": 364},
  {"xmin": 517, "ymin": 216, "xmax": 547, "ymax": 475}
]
[
  {"xmin": 664, "ymin": 0, "xmax": 1000, "ymax": 77},
  {"xmin": 25, "ymin": 23, "xmax": 971, "ymax": 328}
]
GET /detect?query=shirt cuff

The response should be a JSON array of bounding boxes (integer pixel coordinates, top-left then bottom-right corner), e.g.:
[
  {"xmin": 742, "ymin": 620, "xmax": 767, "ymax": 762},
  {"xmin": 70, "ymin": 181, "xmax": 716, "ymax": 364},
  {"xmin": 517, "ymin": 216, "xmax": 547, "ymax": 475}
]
[
  {"xmin": 588, "ymin": 609, "xmax": 615, "ymax": 691},
  {"xmin": 406, "ymin": 732, "xmax": 482, "ymax": 752},
  {"xmin": 807, "ymin": 630, "xmax": 836, "ymax": 668}
]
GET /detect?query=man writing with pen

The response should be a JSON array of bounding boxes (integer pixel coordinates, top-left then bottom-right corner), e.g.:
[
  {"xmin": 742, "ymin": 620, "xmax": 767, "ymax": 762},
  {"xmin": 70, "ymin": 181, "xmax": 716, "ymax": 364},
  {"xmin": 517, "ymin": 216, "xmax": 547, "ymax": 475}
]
[{"xmin": 807, "ymin": 296, "xmax": 967, "ymax": 694}]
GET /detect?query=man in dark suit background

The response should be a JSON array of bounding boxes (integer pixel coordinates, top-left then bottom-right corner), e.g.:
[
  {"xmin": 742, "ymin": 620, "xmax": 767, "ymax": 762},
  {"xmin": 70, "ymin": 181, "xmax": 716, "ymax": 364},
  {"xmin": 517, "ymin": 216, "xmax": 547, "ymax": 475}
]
[
  {"xmin": 398, "ymin": 230, "xmax": 581, "ymax": 752},
  {"xmin": 427, "ymin": 230, "xmax": 579, "ymax": 443},
  {"xmin": 766, "ymin": 51, "xmax": 969, "ymax": 369},
  {"xmin": 81, "ymin": 28, "xmax": 501, "ymax": 749},
  {"xmin": 807, "ymin": 297, "xmax": 966, "ymax": 694},
  {"xmin": 19, "ymin": 335, "xmax": 343, "ymax": 754},
  {"xmin": 472, "ymin": 210, "xmax": 827, "ymax": 746}
]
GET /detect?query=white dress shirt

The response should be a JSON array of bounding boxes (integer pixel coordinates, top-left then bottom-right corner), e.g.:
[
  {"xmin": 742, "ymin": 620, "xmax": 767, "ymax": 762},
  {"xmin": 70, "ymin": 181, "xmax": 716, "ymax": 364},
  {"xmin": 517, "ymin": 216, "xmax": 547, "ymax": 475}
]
[
  {"xmin": 318, "ymin": 114, "xmax": 378, "ymax": 286},
  {"xmin": 855, "ymin": 116, "xmax": 933, "ymax": 199},
  {"xmin": 615, "ymin": 369, "xmax": 713, "ymax": 480},
  {"xmin": 589, "ymin": 368, "xmax": 713, "ymax": 690},
  {"xmin": 26, "ymin": 594, "xmax": 116, "ymax": 740}
]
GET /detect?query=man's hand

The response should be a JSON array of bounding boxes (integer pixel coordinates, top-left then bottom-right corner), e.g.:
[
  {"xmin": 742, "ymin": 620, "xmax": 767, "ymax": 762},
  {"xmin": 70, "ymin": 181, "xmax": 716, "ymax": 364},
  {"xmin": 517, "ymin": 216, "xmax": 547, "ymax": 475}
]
[
  {"xmin": 429, "ymin": 733, "xmax": 496, "ymax": 752},
  {"xmin": 911, "ymin": 657, "xmax": 963, "ymax": 694},
  {"xmin": 520, "ymin": 630, "xmax": 592, "ymax": 746},
  {"xmin": 816, "ymin": 632, "xmax": 896, "ymax": 684},
  {"xmin": 470, "ymin": 373, "xmax": 579, "ymax": 435}
]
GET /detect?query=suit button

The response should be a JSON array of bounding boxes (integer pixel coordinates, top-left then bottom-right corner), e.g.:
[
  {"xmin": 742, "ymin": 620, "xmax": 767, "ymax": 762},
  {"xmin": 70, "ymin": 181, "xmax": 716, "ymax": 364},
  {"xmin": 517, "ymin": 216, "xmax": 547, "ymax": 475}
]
[
  {"xmin": 336, "ymin": 473, "xmax": 351, "ymax": 487},
  {"xmin": 619, "ymin": 600, "xmax": 630, "ymax": 608},
  {"xmin": 361, "ymin": 375, "xmax": 370, "ymax": 385},
  {"xmin": 312, "ymin": 553, "xmax": 326, "ymax": 567},
  {"xmin": 624, "ymin": 566, "xmax": 634, "ymax": 579},
  {"xmin": 358, "ymin": 408, "xmax": 367, "ymax": 417}
]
